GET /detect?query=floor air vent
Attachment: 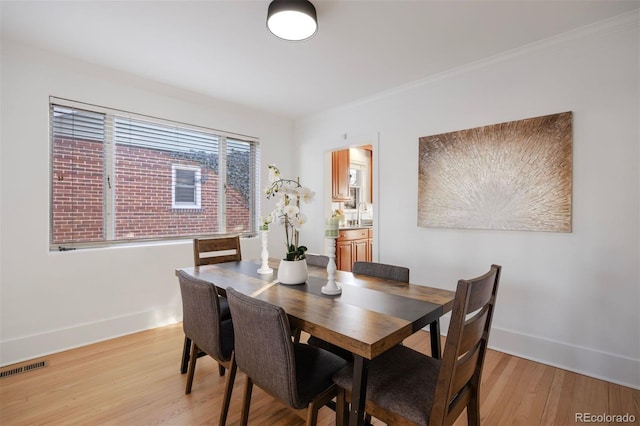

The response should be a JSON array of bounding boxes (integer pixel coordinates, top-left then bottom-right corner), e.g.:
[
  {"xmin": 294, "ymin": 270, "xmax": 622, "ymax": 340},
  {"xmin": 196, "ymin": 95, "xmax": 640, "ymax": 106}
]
[{"xmin": 0, "ymin": 360, "xmax": 47, "ymax": 378}]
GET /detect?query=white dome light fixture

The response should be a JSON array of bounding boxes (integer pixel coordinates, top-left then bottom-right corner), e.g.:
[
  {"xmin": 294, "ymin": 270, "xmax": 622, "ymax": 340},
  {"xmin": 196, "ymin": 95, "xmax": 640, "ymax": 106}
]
[{"xmin": 267, "ymin": 0, "xmax": 317, "ymax": 41}]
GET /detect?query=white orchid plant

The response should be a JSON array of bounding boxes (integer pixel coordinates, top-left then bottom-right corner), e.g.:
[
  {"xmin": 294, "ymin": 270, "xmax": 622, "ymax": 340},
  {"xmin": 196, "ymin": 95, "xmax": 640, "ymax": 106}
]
[{"xmin": 264, "ymin": 164, "xmax": 315, "ymax": 261}]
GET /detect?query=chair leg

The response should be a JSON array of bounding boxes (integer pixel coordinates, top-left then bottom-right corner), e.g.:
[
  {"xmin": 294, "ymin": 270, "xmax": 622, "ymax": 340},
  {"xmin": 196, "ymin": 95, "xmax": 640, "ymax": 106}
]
[
  {"xmin": 306, "ymin": 386, "xmax": 339, "ymax": 426},
  {"xmin": 240, "ymin": 376, "xmax": 253, "ymax": 426},
  {"xmin": 180, "ymin": 336, "xmax": 191, "ymax": 374},
  {"xmin": 467, "ymin": 390, "xmax": 481, "ymax": 426},
  {"xmin": 218, "ymin": 353, "xmax": 237, "ymax": 426},
  {"xmin": 218, "ymin": 363, "xmax": 226, "ymax": 376},
  {"xmin": 306, "ymin": 403, "xmax": 319, "ymax": 426},
  {"xmin": 292, "ymin": 328, "xmax": 302, "ymax": 343},
  {"xmin": 185, "ymin": 341, "xmax": 198, "ymax": 394},
  {"xmin": 336, "ymin": 388, "xmax": 348, "ymax": 426}
]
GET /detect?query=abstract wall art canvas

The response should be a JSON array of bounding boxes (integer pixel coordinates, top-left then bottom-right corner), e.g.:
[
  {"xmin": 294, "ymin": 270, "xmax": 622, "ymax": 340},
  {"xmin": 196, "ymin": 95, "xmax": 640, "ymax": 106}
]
[{"xmin": 417, "ymin": 112, "xmax": 572, "ymax": 232}]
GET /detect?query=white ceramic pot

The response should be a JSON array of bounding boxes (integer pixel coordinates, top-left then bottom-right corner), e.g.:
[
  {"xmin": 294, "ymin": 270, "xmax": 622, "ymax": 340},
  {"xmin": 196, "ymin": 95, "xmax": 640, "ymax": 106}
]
[{"xmin": 277, "ymin": 259, "xmax": 308, "ymax": 285}]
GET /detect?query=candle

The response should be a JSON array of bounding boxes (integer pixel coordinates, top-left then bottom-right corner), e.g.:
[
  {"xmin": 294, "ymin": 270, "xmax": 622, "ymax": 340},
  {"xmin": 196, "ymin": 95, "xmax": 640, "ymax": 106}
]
[{"xmin": 325, "ymin": 216, "xmax": 340, "ymax": 238}]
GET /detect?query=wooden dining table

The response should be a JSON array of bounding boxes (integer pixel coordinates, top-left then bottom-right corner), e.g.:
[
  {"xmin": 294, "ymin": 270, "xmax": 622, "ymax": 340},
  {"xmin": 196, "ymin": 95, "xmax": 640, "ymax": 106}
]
[{"xmin": 176, "ymin": 259, "xmax": 455, "ymax": 426}]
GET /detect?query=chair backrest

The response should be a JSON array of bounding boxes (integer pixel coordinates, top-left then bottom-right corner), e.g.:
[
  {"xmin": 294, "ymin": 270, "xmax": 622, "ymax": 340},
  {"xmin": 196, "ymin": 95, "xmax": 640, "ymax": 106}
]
[
  {"xmin": 429, "ymin": 264, "xmax": 501, "ymax": 426},
  {"xmin": 352, "ymin": 261, "xmax": 410, "ymax": 283},
  {"xmin": 305, "ymin": 253, "xmax": 329, "ymax": 268},
  {"xmin": 177, "ymin": 270, "xmax": 232, "ymax": 363},
  {"xmin": 226, "ymin": 287, "xmax": 303, "ymax": 408},
  {"xmin": 194, "ymin": 236, "xmax": 242, "ymax": 266}
]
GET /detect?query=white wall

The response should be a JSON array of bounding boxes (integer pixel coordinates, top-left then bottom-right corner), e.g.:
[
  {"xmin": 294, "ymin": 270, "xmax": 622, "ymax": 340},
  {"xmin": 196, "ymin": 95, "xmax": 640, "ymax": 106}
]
[
  {"xmin": 0, "ymin": 41, "xmax": 294, "ymax": 365},
  {"xmin": 295, "ymin": 13, "xmax": 640, "ymax": 388},
  {"xmin": 2, "ymin": 13, "xmax": 638, "ymax": 390}
]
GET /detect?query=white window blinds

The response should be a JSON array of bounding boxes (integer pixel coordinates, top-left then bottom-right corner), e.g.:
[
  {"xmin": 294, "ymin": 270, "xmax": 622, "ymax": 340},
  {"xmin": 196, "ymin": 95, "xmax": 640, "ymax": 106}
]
[{"xmin": 50, "ymin": 98, "xmax": 259, "ymax": 250}]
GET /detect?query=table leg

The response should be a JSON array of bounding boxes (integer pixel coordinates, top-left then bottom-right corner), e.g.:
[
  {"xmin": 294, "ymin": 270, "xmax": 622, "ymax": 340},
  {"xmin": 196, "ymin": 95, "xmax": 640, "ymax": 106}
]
[
  {"xmin": 349, "ymin": 355, "xmax": 369, "ymax": 426},
  {"xmin": 429, "ymin": 320, "xmax": 442, "ymax": 359}
]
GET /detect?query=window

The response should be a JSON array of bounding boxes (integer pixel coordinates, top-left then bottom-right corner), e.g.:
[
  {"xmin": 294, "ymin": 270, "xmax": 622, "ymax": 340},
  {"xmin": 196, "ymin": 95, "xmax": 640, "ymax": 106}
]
[
  {"xmin": 345, "ymin": 167, "xmax": 362, "ymax": 209},
  {"xmin": 349, "ymin": 167, "xmax": 361, "ymax": 187},
  {"xmin": 172, "ymin": 165, "xmax": 201, "ymax": 209},
  {"xmin": 50, "ymin": 98, "xmax": 260, "ymax": 250}
]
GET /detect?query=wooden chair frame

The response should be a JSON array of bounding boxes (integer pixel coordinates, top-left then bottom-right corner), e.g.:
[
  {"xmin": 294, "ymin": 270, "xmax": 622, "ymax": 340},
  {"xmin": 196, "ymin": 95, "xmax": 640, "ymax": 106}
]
[
  {"xmin": 180, "ymin": 236, "xmax": 241, "ymax": 376},
  {"xmin": 193, "ymin": 235, "xmax": 242, "ymax": 266},
  {"xmin": 335, "ymin": 265, "xmax": 501, "ymax": 426}
]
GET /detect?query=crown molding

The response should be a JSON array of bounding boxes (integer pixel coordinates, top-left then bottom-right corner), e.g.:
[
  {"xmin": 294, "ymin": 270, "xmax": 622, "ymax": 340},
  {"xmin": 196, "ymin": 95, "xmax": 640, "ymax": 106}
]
[{"xmin": 301, "ymin": 9, "xmax": 639, "ymax": 124}]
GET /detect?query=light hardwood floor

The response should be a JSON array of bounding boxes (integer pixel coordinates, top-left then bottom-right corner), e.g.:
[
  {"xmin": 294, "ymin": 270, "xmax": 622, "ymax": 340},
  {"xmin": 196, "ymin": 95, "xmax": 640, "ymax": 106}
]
[{"xmin": 1, "ymin": 323, "xmax": 638, "ymax": 425}]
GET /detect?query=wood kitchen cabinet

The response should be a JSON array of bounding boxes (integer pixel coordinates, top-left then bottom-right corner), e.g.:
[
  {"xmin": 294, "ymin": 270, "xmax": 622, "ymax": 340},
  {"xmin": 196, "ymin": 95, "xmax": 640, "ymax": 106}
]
[
  {"xmin": 331, "ymin": 149, "xmax": 350, "ymax": 201},
  {"xmin": 336, "ymin": 228, "xmax": 373, "ymax": 271}
]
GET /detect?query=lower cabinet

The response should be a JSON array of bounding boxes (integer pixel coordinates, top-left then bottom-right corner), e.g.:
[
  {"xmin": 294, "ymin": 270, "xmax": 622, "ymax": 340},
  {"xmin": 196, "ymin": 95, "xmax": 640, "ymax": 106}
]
[{"xmin": 336, "ymin": 228, "xmax": 373, "ymax": 271}]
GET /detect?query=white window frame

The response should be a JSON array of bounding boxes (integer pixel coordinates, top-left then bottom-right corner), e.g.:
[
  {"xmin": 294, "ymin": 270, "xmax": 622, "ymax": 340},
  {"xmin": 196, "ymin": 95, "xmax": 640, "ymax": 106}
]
[
  {"xmin": 172, "ymin": 165, "xmax": 202, "ymax": 209},
  {"xmin": 49, "ymin": 97, "xmax": 260, "ymax": 250}
]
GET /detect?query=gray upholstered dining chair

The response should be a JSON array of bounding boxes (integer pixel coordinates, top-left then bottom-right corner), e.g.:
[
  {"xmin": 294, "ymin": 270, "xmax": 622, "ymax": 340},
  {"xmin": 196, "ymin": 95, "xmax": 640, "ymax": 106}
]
[
  {"xmin": 177, "ymin": 269, "xmax": 237, "ymax": 426},
  {"xmin": 307, "ymin": 261, "xmax": 411, "ymax": 360},
  {"xmin": 180, "ymin": 236, "xmax": 240, "ymax": 375},
  {"xmin": 226, "ymin": 287, "xmax": 349, "ymax": 426},
  {"xmin": 305, "ymin": 253, "xmax": 329, "ymax": 268},
  {"xmin": 332, "ymin": 265, "xmax": 502, "ymax": 426},
  {"xmin": 352, "ymin": 260, "xmax": 410, "ymax": 282}
]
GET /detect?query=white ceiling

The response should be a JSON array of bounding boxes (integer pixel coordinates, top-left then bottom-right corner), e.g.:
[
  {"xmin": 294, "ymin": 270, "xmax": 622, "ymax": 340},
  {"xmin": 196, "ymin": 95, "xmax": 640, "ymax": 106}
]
[{"xmin": 2, "ymin": 0, "xmax": 638, "ymax": 119}]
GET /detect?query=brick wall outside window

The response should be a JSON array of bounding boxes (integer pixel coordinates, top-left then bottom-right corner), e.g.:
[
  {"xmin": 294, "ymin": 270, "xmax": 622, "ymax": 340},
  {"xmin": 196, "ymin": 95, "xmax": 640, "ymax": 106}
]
[
  {"xmin": 52, "ymin": 139, "xmax": 250, "ymax": 244},
  {"xmin": 52, "ymin": 137, "xmax": 105, "ymax": 243}
]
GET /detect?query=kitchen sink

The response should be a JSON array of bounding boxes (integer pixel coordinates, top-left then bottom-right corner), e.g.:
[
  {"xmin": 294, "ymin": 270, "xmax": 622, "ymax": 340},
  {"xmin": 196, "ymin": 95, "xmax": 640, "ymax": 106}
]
[{"xmin": 360, "ymin": 219, "xmax": 374, "ymax": 227}]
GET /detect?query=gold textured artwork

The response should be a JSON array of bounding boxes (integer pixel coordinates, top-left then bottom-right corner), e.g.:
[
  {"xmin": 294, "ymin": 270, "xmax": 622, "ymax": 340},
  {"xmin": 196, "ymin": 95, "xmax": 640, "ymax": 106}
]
[{"xmin": 418, "ymin": 112, "xmax": 572, "ymax": 232}]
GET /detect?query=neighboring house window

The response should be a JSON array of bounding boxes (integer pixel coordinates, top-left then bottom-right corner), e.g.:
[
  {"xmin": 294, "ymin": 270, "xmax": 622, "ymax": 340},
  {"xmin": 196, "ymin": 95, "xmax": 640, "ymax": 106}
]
[
  {"xmin": 172, "ymin": 165, "xmax": 201, "ymax": 209},
  {"xmin": 50, "ymin": 97, "xmax": 260, "ymax": 250}
]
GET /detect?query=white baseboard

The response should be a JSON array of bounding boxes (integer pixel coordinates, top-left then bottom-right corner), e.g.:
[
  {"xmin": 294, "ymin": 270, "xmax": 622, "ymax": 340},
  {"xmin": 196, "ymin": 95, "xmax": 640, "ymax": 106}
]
[
  {"xmin": 437, "ymin": 317, "xmax": 640, "ymax": 390},
  {"xmin": 0, "ymin": 304, "xmax": 182, "ymax": 367},
  {"xmin": 4, "ymin": 308, "xmax": 639, "ymax": 391}
]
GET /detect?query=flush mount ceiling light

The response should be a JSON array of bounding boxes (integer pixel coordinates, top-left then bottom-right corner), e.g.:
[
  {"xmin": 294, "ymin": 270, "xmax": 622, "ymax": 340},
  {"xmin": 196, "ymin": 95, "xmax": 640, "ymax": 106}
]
[{"xmin": 267, "ymin": 0, "xmax": 317, "ymax": 41}]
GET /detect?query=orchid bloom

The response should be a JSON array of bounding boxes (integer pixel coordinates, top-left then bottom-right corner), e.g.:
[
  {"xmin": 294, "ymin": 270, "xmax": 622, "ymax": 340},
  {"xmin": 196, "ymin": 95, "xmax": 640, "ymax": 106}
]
[{"xmin": 263, "ymin": 164, "xmax": 314, "ymax": 261}]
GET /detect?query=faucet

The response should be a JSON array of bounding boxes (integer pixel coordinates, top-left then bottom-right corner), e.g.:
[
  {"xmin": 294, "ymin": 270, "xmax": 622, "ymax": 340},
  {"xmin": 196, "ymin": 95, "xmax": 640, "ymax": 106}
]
[{"xmin": 357, "ymin": 202, "xmax": 367, "ymax": 226}]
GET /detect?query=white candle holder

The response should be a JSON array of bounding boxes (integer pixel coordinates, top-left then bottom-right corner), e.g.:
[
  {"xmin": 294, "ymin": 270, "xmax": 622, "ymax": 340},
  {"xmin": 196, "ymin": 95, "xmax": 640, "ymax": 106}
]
[
  {"xmin": 257, "ymin": 230, "xmax": 273, "ymax": 274},
  {"xmin": 322, "ymin": 236, "xmax": 342, "ymax": 295}
]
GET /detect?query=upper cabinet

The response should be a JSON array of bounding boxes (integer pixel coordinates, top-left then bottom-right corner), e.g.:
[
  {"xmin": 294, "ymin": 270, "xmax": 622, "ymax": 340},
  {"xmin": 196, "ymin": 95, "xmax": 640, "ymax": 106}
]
[
  {"xmin": 360, "ymin": 145, "xmax": 373, "ymax": 203},
  {"xmin": 331, "ymin": 149, "xmax": 350, "ymax": 201}
]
